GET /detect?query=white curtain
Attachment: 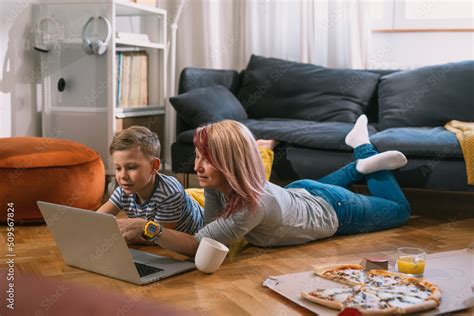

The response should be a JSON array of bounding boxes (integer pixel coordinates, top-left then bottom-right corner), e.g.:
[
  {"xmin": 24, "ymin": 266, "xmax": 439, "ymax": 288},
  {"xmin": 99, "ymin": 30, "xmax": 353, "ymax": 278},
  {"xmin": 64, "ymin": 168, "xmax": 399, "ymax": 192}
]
[
  {"xmin": 170, "ymin": 0, "xmax": 371, "ymax": 72},
  {"xmin": 160, "ymin": 0, "xmax": 372, "ymax": 161}
]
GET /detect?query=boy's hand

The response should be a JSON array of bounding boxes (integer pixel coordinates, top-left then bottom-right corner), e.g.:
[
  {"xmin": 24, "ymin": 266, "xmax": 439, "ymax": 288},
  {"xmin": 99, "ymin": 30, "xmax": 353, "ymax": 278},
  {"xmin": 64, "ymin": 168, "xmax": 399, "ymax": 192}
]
[{"xmin": 117, "ymin": 218, "xmax": 147, "ymax": 244}]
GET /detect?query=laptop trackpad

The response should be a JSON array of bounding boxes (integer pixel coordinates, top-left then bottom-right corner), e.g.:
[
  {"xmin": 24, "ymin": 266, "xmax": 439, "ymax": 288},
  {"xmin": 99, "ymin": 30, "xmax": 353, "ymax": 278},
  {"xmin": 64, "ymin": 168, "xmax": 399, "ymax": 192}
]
[{"xmin": 130, "ymin": 248, "xmax": 188, "ymax": 267}]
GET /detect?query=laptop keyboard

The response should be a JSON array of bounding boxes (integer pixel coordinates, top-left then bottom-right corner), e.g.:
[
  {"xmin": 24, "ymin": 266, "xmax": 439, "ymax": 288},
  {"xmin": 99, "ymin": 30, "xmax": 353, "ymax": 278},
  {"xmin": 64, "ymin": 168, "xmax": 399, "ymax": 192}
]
[{"xmin": 134, "ymin": 262, "xmax": 164, "ymax": 277}]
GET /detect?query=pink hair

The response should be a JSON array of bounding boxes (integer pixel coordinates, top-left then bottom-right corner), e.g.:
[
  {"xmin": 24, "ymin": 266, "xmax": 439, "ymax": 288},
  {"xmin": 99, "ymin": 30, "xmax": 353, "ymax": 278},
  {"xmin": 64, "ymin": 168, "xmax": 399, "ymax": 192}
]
[{"xmin": 194, "ymin": 120, "xmax": 266, "ymax": 217}]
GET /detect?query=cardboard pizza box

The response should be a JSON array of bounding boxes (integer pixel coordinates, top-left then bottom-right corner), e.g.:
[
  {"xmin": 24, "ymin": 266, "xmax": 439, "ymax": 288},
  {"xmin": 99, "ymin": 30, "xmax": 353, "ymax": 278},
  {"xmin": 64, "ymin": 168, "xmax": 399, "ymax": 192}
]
[{"xmin": 263, "ymin": 248, "xmax": 474, "ymax": 315}]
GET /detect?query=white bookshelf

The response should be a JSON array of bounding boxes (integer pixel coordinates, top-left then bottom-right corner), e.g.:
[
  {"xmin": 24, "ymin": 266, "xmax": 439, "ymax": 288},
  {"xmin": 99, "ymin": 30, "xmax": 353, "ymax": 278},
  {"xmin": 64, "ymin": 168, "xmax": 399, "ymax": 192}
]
[
  {"xmin": 113, "ymin": 0, "xmax": 167, "ymax": 119},
  {"xmin": 38, "ymin": 0, "xmax": 167, "ymax": 174},
  {"xmin": 115, "ymin": 0, "xmax": 167, "ymax": 16},
  {"xmin": 115, "ymin": 106, "xmax": 165, "ymax": 119}
]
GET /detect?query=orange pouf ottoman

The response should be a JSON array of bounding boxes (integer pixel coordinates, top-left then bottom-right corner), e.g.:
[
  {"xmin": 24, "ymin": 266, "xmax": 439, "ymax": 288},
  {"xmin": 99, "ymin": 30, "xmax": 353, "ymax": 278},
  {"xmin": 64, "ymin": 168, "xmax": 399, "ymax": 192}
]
[{"xmin": 0, "ymin": 137, "xmax": 105, "ymax": 223}]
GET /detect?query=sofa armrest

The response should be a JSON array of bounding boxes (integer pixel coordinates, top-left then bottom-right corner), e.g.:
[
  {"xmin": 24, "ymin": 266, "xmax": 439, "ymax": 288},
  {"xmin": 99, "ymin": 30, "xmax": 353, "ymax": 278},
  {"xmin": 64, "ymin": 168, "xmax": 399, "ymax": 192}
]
[{"xmin": 176, "ymin": 67, "xmax": 241, "ymax": 136}]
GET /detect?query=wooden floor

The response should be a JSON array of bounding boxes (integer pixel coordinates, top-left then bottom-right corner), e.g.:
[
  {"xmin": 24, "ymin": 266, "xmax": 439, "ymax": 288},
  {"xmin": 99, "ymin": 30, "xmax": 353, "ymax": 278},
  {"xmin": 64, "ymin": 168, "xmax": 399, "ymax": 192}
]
[
  {"xmin": 2, "ymin": 173, "xmax": 474, "ymax": 315},
  {"xmin": 1, "ymin": 210, "xmax": 473, "ymax": 315}
]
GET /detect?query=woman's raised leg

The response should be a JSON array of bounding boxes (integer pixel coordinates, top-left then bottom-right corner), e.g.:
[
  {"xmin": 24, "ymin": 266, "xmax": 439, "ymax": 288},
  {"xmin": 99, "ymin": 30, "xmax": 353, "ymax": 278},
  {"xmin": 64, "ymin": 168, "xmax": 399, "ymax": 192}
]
[{"xmin": 288, "ymin": 115, "xmax": 411, "ymax": 234}]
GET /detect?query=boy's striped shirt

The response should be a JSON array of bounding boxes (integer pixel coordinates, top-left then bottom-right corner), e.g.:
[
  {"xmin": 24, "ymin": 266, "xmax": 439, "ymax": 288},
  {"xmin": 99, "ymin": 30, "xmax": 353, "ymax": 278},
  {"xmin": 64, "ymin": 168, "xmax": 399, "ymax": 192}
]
[{"xmin": 110, "ymin": 173, "xmax": 203, "ymax": 234}]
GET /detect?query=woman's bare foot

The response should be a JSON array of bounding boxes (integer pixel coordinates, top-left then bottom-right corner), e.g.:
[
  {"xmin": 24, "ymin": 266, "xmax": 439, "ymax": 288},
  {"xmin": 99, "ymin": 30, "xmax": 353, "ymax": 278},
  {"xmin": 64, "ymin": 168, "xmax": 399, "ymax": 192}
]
[{"xmin": 256, "ymin": 139, "xmax": 279, "ymax": 150}]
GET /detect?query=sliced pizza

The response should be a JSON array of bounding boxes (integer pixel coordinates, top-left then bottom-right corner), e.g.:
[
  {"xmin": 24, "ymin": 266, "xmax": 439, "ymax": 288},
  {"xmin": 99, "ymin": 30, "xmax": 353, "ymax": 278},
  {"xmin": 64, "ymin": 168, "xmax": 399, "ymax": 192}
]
[
  {"xmin": 365, "ymin": 279, "xmax": 441, "ymax": 314},
  {"xmin": 302, "ymin": 286, "xmax": 396, "ymax": 314},
  {"xmin": 303, "ymin": 264, "xmax": 442, "ymax": 314},
  {"xmin": 301, "ymin": 287, "xmax": 357, "ymax": 310},
  {"xmin": 366, "ymin": 269, "xmax": 406, "ymax": 287},
  {"xmin": 344, "ymin": 288, "xmax": 396, "ymax": 314},
  {"xmin": 314, "ymin": 264, "xmax": 366, "ymax": 286},
  {"xmin": 383, "ymin": 295, "xmax": 438, "ymax": 314},
  {"xmin": 366, "ymin": 271, "xmax": 441, "ymax": 303},
  {"xmin": 403, "ymin": 278, "xmax": 441, "ymax": 303}
]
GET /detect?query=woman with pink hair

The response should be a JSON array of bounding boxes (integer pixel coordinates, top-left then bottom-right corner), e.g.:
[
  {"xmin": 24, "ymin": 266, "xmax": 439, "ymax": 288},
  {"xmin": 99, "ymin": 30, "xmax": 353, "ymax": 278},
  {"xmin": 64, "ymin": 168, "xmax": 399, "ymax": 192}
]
[{"xmin": 120, "ymin": 117, "xmax": 410, "ymax": 257}]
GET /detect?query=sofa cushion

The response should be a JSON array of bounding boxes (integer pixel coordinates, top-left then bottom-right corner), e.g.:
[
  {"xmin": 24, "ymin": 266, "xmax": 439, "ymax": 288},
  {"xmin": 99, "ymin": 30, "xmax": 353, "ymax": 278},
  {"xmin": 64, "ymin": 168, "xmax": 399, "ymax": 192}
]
[
  {"xmin": 237, "ymin": 55, "xmax": 381, "ymax": 123},
  {"xmin": 378, "ymin": 61, "xmax": 474, "ymax": 130},
  {"xmin": 370, "ymin": 127, "xmax": 462, "ymax": 159},
  {"xmin": 170, "ymin": 85, "xmax": 247, "ymax": 129},
  {"xmin": 178, "ymin": 68, "xmax": 241, "ymax": 94},
  {"xmin": 176, "ymin": 119, "xmax": 378, "ymax": 152},
  {"xmin": 177, "ymin": 124, "xmax": 462, "ymax": 159},
  {"xmin": 244, "ymin": 119, "xmax": 378, "ymax": 151}
]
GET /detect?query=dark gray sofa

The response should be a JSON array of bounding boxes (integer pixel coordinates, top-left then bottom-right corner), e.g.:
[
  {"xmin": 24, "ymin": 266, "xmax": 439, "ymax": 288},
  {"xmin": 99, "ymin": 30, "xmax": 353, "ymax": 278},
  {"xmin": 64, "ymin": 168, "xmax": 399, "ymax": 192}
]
[{"xmin": 170, "ymin": 55, "xmax": 474, "ymax": 192}]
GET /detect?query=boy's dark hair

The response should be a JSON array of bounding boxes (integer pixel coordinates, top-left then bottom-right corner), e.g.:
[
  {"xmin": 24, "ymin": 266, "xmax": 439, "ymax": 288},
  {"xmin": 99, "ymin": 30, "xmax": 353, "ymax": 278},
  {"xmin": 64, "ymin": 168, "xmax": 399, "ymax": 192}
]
[{"xmin": 109, "ymin": 126, "xmax": 161, "ymax": 158}]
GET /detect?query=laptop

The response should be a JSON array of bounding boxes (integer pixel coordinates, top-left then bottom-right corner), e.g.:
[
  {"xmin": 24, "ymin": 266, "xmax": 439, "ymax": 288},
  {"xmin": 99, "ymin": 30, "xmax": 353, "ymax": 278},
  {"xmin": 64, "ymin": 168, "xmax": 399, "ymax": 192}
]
[{"xmin": 37, "ymin": 201, "xmax": 196, "ymax": 285}]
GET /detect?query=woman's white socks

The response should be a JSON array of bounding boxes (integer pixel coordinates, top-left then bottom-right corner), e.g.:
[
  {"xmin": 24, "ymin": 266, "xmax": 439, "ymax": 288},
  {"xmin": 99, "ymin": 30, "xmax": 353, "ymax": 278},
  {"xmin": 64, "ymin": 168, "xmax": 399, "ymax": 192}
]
[
  {"xmin": 345, "ymin": 115, "xmax": 370, "ymax": 148},
  {"xmin": 356, "ymin": 151, "xmax": 408, "ymax": 174},
  {"xmin": 345, "ymin": 115, "xmax": 408, "ymax": 173}
]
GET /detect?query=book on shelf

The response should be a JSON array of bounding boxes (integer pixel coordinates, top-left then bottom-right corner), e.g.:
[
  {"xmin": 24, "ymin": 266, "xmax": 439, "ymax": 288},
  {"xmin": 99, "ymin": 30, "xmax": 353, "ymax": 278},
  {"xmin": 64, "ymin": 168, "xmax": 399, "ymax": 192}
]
[
  {"xmin": 115, "ymin": 53, "xmax": 122, "ymax": 106},
  {"xmin": 140, "ymin": 51, "xmax": 148, "ymax": 106},
  {"xmin": 116, "ymin": 51, "xmax": 149, "ymax": 108}
]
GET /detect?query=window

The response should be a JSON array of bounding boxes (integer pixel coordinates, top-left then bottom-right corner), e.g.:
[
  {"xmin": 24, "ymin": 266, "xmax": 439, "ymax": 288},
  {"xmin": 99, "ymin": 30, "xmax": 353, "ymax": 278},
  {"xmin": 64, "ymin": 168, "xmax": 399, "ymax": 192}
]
[
  {"xmin": 404, "ymin": 0, "xmax": 472, "ymax": 20},
  {"xmin": 395, "ymin": 0, "xmax": 473, "ymax": 29},
  {"xmin": 370, "ymin": 0, "xmax": 474, "ymax": 30}
]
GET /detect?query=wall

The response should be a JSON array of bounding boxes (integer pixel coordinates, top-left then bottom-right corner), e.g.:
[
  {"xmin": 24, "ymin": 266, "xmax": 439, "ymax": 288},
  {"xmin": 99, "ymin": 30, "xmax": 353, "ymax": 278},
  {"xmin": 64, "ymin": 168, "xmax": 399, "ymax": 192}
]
[
  {"xmin": 1, "ymin": 1, "xmax": 472, "ymax": 138},
  {"xmin": 0, "ymin": 0, "xmax": 41, "ymax": 138},
  {"xmin": 370, "ymin": 31, "xmax": 473, "ymax": 69}
]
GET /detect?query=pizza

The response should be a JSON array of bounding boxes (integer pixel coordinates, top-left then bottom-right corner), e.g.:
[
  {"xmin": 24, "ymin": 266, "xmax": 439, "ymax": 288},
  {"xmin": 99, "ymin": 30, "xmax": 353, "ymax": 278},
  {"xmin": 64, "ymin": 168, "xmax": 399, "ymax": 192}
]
[
  {"xmin": 301, "ymin": 264, "xmax": 441, "ymax": 314},
  {"xmin": 314, "ymin": 264, "xmax": 367, "ymax": 285}
]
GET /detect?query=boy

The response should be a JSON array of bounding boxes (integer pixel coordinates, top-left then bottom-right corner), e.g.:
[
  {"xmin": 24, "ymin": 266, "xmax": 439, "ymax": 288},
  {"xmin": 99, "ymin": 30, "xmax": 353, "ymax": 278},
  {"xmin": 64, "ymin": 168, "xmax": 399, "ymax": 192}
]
[
  {"xmin": 97, "ymin": 126, "xmax": 203, "ymax": 244},
  {"xmin": 98, "ymin": 126, "xmax": 277, "ymax": 245}
]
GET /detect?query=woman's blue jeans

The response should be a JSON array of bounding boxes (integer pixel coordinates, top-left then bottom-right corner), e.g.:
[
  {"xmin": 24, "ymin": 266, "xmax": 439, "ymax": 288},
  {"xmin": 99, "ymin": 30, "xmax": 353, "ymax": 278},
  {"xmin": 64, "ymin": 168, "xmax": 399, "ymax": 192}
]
[{"xmin": 286, "ymin": 144, "xmax": 410, "ymax": 235}]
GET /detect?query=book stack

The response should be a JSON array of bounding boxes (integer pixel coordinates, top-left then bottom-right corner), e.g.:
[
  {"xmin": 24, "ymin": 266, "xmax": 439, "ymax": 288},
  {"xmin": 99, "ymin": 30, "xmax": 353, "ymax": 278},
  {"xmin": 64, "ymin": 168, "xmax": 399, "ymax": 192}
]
[{"xmin": 116, "ymin": 51, "xmax": 148, "ymax": 108}]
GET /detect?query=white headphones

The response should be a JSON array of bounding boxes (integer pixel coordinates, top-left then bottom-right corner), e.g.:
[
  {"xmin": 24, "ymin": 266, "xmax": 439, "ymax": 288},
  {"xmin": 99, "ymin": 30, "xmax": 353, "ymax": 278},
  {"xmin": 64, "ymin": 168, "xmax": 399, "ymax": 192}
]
[
  {"xmin": 33, "ymin": 17, "xmax": 63, "ymax": 53},
  {"xmin": 82, "ymin": 16, "xmax": 112, "ymax": 55}
]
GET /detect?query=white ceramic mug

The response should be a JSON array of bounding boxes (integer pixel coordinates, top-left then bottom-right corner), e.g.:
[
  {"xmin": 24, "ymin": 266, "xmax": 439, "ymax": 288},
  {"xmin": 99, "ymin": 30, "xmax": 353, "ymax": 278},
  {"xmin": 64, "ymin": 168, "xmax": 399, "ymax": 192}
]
[{"xmin": 195, "ymin": 237, "xmax": 229, "ymax": 273}]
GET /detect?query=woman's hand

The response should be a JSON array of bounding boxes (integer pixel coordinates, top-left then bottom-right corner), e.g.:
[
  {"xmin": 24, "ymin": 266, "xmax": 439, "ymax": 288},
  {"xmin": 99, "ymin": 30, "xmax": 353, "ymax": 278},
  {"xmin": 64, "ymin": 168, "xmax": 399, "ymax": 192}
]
[{"xmin": 116, "ymin": 218, "xmax": 147, "ymax": 244}]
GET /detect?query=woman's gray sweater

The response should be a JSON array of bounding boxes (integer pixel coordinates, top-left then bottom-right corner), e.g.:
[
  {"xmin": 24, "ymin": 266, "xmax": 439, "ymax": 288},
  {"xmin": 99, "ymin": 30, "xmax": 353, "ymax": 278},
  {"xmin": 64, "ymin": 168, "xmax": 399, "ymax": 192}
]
[{"xmin": 194, "ymin": 181, "xmax": 338, "ymax": 247}]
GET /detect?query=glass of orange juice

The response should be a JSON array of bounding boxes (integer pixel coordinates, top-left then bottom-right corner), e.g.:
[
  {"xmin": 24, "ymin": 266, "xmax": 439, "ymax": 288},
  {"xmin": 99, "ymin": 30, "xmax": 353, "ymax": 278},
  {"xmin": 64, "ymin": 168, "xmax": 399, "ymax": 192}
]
[{"xmin": 397, "ymin": 247, "xmax": 426, "ymax": 277}]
